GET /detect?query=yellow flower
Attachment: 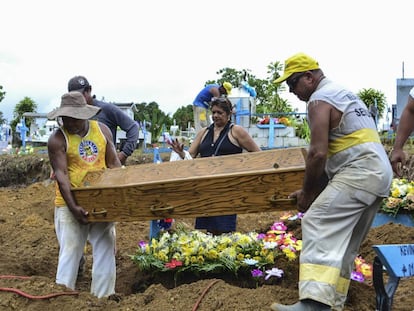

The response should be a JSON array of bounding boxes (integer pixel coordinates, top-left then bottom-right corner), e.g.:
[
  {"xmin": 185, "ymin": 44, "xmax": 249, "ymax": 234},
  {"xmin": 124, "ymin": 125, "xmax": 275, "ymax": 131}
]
[
  {"xmin": 155, "ymin": 250, "xmax": 168, "ymax": 262},
  {"xmin": 221, "ymin": 247, "xmax": 237, "ymax": 260},
  {"xmin": 206, "ymin": 249, "xmax": 219, "ymax": 260},
  {"xmin": 283, "ymin": 248, "xmax": 297, "ymax": 261},
  {"xmin": 391, "ymin": 187, "xmax": 401, "ymax": 198},
  {"xmin": 177, "ymin": 234, "xmax": 191, "ymax": 245},
  {"xmin": 265, "ymin": 253, "xmax": 275, "ymax": 264},
  {"xmin": 381, "ymin": 178, "xmax": 414, "ymax": 215},
  {"xmin": 181, "ymin": 246, "xmax": 195, "ymax": 257}
]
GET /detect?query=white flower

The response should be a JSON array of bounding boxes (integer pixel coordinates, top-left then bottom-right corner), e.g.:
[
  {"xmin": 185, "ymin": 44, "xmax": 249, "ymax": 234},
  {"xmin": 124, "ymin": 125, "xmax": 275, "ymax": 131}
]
[
  {"xmin": 265, "ymin": 267, "xmax": 284, "ymax": 280},
  {"xmin": 263, "ymin": 241, "xmax": 278, "ymax": 249},
  {"xmin": 243, "ymin": 258, "xmax": 259, "ymax": 266}
]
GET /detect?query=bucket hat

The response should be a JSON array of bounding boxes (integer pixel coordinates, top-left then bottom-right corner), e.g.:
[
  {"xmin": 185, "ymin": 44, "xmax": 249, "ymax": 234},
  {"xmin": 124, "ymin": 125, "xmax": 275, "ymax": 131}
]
[{"xmin": 47, "ymin": 91, "xmax": 100, "ymax": 120}]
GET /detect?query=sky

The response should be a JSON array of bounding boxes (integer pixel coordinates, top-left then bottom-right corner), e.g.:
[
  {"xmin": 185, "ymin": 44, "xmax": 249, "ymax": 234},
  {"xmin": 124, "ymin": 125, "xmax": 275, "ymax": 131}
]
[{"xmin": 1, "ymin": 0, "xmax": 413, "ymax": 129}]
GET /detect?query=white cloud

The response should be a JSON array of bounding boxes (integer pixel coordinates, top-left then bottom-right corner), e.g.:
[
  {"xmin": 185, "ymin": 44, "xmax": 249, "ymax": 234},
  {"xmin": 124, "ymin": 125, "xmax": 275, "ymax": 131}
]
[{"xmin": 1, "ymin": 0, "xmax": 413, "ymax": 126}]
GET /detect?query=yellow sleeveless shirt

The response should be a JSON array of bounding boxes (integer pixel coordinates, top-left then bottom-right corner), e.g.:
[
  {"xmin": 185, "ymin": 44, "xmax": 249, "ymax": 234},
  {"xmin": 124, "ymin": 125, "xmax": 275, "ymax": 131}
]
[{"xmin": 55, "ymin": 120, "xmax": 107, "ymax": 206}]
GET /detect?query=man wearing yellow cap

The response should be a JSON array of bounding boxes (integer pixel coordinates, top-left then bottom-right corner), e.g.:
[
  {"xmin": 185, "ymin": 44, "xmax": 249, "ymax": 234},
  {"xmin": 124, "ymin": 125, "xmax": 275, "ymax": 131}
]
[
  {"xmin": 270, "ymin": 53, "xmax": 392, "ymax": 311},
  {"xmin": 192, "ymin": 82, "xmax": 232, "ymax": 132}
]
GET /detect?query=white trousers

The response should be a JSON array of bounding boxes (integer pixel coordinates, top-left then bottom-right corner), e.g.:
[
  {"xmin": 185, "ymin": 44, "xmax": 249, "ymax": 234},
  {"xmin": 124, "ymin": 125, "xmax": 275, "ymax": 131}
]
[
  {"xmin": 54, "ymin": 206, "xmax": 116, "ymax": 298},
  {"xmin": 299, "ymin": 181, "xmax": 382, "ymax": 310}
]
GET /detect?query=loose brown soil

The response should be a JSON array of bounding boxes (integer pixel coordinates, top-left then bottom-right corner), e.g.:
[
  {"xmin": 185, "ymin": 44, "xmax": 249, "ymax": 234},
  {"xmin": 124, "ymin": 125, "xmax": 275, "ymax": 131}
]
[{"xmin": 0, "ymin": 149, "xmax": 413, "ymax": 311}]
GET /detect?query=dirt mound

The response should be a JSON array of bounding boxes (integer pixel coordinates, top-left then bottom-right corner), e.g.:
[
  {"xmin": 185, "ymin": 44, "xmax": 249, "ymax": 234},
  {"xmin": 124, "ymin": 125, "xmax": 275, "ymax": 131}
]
[
  {"xmin": 0, "ymin": 150, "xmax": 170, "ymax": 187},
  {"xmin": 0, "ymin": 153, "xmax": 50, "ymax": 187}
]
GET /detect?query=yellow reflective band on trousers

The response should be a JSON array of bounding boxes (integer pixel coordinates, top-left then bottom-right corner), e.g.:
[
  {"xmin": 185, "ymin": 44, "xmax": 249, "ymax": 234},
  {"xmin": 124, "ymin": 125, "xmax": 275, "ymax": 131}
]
[
  {"xmin": 300, "ymin": 263, "xmax": 340, "ymax": 285},
  {"xmin": 328, "ymin": 128, "xmax": 380, "ymax": 157},
  {"xmin": 336, "ymin": 276, "xmax": 350, "ymax": 295}
]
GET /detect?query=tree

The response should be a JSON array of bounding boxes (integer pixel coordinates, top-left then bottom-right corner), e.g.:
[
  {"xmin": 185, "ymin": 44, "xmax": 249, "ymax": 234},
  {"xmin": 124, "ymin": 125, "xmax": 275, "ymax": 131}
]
[
  {"xmin": 357, "ymin": 88, "xmax": 387, "ymax": 126},
  {"xmin": 172, "ymin": 105, "xmax": 193, "ymax": 130},
  {"xmin": 255, "ymin": 61, "xmax": 293, "ymax": 115},
  {"xmin": 205, "ymin": 63, "xmax": 293, "ymax": 117},
  {"xmin": 0, "ymin": 85, "xmax": 5, "ymax": 103},
  {"xmin": 0, "ymin": 85, "xmax": 6, "ymax": 124},
  {"xmin": 0, "ymin": 111, "xmax": 5, "ymax": 125},
  {"xmin": 10, "ymin": 97, "xmax": 37, "ymax": 131},
  {"xmin": 133, "ymin": 101, "xmax": 172, "ymax": 143}
]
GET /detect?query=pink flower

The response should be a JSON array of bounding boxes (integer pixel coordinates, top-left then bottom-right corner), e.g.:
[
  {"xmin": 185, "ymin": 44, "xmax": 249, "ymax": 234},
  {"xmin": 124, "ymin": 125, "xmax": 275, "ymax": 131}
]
[
  {"xmin": 351, "ymin": 271, "xmax": 365, "ymax": 282},
  {"xmin": 138, "ymin": 241, "xmax": 147, "ymax": 251},
  {"xmin": 251, "ymin": 269, "xmax": 264, "ymax": 278},
  {"xmin": 269, "ymin": 222, "xmax": 287, "ymax": 234}
]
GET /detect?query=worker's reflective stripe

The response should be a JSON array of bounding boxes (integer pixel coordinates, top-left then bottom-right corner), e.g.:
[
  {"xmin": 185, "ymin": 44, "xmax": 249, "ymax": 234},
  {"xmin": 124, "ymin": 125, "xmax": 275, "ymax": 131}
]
[
  {"xmin": 328, "ymin": 128, "xmax": 380, "ymax": 157},
  {"xmin": 299, "ymin": 263, "xmax": 340, "ymax": 285},
  {"xmin": 336, "ymin": 276, "xmax": 350, "ymax": 294}
]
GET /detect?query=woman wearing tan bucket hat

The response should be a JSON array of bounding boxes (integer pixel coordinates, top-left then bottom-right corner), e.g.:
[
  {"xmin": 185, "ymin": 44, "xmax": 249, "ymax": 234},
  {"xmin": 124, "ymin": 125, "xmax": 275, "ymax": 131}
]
[{"xmin": 47, "ymin": 91, "xmax": 121, "ymax": 298}]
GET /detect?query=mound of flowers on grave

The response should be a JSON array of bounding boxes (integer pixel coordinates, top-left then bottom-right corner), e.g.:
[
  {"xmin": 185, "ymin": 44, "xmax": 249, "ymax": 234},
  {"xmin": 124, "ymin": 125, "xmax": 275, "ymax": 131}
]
[
  {"xmin": 381, "ymin": 178, "xmax": 414, "ymax": 217},
  {"xmin": 131, "ymin": 220, "xmax": 302, "ymax": 286}
]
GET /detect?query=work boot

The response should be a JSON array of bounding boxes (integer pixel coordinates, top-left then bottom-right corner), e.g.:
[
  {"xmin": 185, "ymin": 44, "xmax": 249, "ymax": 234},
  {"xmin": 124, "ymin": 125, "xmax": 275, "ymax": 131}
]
[
  {"xmin": 78, "ymin": 255, "xmax": 86, "ymax": 277},
  {"xmin": 270, "ymin": 299, "xmax": 332, "ymax": 311}
]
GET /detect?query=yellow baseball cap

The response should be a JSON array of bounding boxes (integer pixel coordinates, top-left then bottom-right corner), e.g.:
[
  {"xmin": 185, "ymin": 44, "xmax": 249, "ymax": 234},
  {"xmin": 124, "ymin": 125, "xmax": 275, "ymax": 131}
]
[
  {"xmin": 274, "ymin": 53, "xmax": 319, "ymax": 84},
  {"xmin": 222, "ymin": 82, "xmax": 232, "ymax": 95}
]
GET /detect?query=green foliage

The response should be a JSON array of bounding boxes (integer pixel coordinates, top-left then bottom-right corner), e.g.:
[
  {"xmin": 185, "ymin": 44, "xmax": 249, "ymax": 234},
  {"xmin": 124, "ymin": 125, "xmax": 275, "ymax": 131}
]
[
  {"xmin": 131, "ymin": 221, "xmax": 301, "ymax": 286},
  {"xmin": 206, "ymin": 63, "xmax": 293, "ymax": 116},
  {"xmin": 133, "ymin": 101, "xmax": 172, "ymax": 143},
  {"xmin": 255, "ymin": 62, "xmax": 292, "ymax": 114},
  {"xmin": 172, "ymin": 105, "xmax": 193, "ymax": 130},
  {"xmin": 0, "ymin": 85, "xmax": 6, "ymax": 124},
  {"xmin": 10, "ymin": 97, "xmax": 37, "ymax": 131},
  {"xmin": 295, "ymin": 118, "xmax": 310, "ymax": 143},
  {"xmin": 357, "ymin": 88, "xmax": 387, "ymax": 120},
  {"xmin": 0, "ymin": 85, "xmax": 5, "ymax": 103},
  {"xmin": 0, "ymin": 111, "xmax": 5, "ymax": 125}
]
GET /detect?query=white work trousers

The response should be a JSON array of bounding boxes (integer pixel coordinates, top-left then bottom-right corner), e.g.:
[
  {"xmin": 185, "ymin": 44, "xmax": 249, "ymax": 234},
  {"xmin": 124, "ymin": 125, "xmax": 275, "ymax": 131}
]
[
  {"xmin": 299, "ymin": 181, "xmax": 382, "ymax": 310},
  {"xmin": 54, "ymin": 206, "xmax": 116, "ymax": 298}
]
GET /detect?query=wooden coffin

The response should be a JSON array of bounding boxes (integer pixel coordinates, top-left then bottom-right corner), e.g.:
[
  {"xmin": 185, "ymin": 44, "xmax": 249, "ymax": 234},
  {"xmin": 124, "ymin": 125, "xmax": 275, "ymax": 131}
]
[{"xmin": 72, "ymin": 147, "xmax": 306, "ymax": 222}]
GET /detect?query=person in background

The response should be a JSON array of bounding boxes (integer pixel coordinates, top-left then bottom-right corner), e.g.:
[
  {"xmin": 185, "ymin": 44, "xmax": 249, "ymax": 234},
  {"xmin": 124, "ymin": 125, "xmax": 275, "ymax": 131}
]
[
  {"xmin": 390, "ymin": 86, "xmax": 414, "ymax": 177},
  {"xmin": 170, "ymin": 96, "xmax": 260, "ymax": 235},
  {"xmin": 369, "ymin": 104, "xmax": 378, "ymax": 128},
  {"xmin": 68, "ymin": 76, "xmax": 139, "ymax": 165},
  {"xmin": 47, "ymin": 91, "xmax": 121, "ymax": 298},
  {"xmin": 193, "ymin": 82, "xmax": 232, "ymax": 132},
  {"xmin": 270, "ymin": 53, "xmax": 392, "ymax": 311}
]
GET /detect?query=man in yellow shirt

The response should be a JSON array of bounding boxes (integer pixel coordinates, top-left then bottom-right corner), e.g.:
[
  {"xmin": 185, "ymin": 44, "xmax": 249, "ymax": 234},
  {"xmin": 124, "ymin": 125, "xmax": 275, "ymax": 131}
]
[{"xmin": 47, "ymin": 91, "xmax": 121, "ymax": 298}]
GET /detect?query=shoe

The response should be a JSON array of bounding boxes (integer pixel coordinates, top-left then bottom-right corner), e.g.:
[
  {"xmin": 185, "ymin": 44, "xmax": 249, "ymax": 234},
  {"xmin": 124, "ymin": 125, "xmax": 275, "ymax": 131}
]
[
  {"xmin": 78, "ymin": 255, "xmax": 86, "ymax": 277},
  {"xmin": 270, "ymin": 300, "xmax": 331, "ymax": 311}
]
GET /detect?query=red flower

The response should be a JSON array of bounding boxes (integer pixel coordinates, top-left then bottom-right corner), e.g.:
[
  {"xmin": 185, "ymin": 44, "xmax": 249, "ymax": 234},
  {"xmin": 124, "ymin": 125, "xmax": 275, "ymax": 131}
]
[{"xmin": 165, "ymin": 259, "xmax": 183, "ymax": 269}]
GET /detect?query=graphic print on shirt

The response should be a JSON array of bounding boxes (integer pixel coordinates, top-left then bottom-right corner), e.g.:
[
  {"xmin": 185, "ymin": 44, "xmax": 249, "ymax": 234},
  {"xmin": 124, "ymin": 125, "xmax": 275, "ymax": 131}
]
[{"xmin": 79, "ymin": 140, "xmax": 98, "ymax": 162}]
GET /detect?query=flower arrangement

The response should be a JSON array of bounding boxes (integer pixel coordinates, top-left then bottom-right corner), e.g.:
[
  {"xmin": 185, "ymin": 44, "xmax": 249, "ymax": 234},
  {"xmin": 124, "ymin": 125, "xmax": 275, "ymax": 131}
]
[
  {"xmin": 257, "ymin": 116, "xmax": 292, "ymax": 126},
  {"xmin": 380, "ymin": 178, "xmax": 414, "ymax": 217},
  {"xmin": 131, "ymin": 212, "xmax": 374, "ymax": 288},
  {"xmin": 131, "ymin": 219, "xmax": 302, "ymax": 285},
  {"xmin": 351, "ymin": 256, "xmax": 373, "ymax": 284}
]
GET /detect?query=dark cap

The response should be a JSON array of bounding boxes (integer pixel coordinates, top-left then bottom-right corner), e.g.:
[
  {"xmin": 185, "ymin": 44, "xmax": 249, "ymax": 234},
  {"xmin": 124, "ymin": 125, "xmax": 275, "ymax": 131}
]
[{"xmin": 68, "ymin": 76, "xmax": 90, "ymax": 92}]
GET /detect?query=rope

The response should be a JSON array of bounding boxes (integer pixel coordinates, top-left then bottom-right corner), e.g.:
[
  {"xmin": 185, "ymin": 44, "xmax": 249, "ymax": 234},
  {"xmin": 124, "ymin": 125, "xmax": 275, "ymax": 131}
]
[
  {"xmin": 191, "ymin": 279, "xmax": 220, "ymax": 311},
  {"xmin": 0, "ymin": 275, "xmax": 79, "ymax": 299}
]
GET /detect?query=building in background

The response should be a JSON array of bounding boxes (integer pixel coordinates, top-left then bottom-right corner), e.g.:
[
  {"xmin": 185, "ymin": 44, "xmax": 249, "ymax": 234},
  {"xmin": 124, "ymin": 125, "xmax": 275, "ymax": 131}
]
[{"xmin": 392, "ymin": 62, "xmax": 414, "ymax": 130}]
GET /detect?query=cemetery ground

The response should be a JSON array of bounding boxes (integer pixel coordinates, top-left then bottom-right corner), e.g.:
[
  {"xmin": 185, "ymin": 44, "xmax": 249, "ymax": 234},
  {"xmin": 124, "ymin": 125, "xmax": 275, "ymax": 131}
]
[{"xmin": 0, "ymin": 149, "xmax": 413, "ymax": 310}]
